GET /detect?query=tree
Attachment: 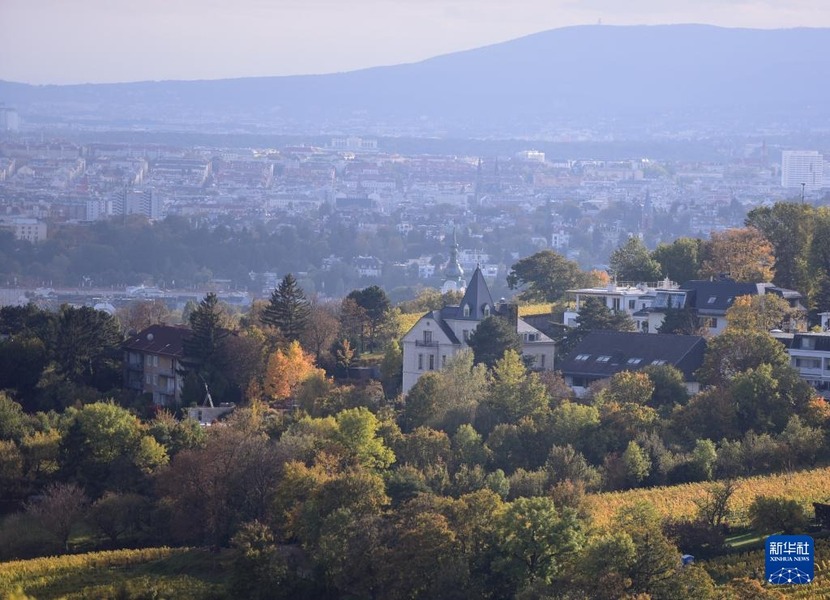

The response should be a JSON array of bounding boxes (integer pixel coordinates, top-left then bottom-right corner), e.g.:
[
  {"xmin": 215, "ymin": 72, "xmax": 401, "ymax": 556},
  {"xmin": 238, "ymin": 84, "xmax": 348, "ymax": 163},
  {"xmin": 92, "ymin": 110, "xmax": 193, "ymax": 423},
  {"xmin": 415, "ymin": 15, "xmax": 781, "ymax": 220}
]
[
  {"xmin": 561, "ymin": 297, "xmax": 636, "ymax": 356},
  {"xmin": 485, "ymin": 350, "xmax": 550, "ymax": 424},
  {"xmin": 622, "ymin": 440, "xmax": 650, "ymax": 487},
  {"xmin": 53, "ymin": 305, "xmax": 123, "ymax": 391},
  {"xmin": 725, "ymin": 294, "xmax": 801, "ymax": 333},
  {"xmin": 642, "ymin": 364, "xmax": 689, "ymax": 414},
  {"xmin": 699, "ymin": 228, "xmax": 775, "ymax": 282},
  {"xmin": 609, "ymin": 237, "xmax": 662, "ymax": 283},
  {"xmin": 334, "ymin": 407, "xmax": 396, "ymax": 471},
  {"xmin": 264, "ymin": 340, "xmax": 324, "ymax": 407},
  {"xmin": 344, "ymin": 286, "xmax": 394, "ymax": 352},
  {"xmin": 746, "ymin": 202, "xmax": 815, "ymax": 295},
  {"xmin": 694, "ymin": 480, "xmax": 738, "ymax": 530},
  {"xmin": 507, "ymin": 250, "xmax": 587, "ymax": 302},
  {"xmin": 467, "ymin": 316, "xmax": 522, "ymax": 369},
  {"xmin": 300, "ymin": 301, "xmax": 340, "ymax": 362},
  {"xmin": 379, "ymin": 340, "xmax": 403, "ymax": 397},
  {"xmin": 117, "ymin": 299, "xmax": 170, "ymax": 334},
  {"xmin": 26, "ymin": 482, "xmax": 88, "ymax": 552},
  {"xmin": 697, "ymin": 329, "xmax": 792, "ymax": 388},
  {"xmin": 651, "ymin": 237, "xmax": 704, "ymax": 284},
  {"xmin": 59, "ymin": 402, "xmax": 167, "ymax": 495},
  {"xmin": 748, "ymin": 496, "xmax": 808, "ymax": 535},
  {"xmin": 262, "ymin": 273, "xmax": 310, "ymax": 343},
  {"xmin": 89, "ymin": 492, "xmax": 151, "ymax": 543},
  {"xmin": 181, "ymin": 293, "xmax": 234, "ymax": 403},
  {"xmin": 495, "ymin": 496, "xmax": 583, "ymax": 587}
]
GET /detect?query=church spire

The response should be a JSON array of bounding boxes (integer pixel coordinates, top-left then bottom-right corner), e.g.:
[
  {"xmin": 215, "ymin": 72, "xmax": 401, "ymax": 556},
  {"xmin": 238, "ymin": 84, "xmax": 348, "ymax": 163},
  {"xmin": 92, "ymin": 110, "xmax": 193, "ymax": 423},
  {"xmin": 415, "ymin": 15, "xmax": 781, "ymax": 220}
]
[{"xmin": 442, "ymin": 227, "xmax": 465, "ymax": 294}]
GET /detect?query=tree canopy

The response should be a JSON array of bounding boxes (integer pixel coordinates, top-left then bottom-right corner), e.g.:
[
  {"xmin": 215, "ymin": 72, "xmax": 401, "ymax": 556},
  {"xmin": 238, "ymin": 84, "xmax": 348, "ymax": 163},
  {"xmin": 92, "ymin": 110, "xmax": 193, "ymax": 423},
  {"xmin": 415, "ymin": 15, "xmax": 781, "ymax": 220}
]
[{"xmin": 506, "ymin": 250, "xmax": 587, "ymax": 302}]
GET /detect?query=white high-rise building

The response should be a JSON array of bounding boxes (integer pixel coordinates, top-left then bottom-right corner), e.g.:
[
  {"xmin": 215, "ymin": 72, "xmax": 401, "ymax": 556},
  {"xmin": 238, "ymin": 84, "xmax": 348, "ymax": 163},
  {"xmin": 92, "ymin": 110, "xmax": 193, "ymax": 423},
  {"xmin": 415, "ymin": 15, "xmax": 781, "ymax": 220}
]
[{"xmin": 781, "ymin": 150, "xmax": 824, "ymax": 191}]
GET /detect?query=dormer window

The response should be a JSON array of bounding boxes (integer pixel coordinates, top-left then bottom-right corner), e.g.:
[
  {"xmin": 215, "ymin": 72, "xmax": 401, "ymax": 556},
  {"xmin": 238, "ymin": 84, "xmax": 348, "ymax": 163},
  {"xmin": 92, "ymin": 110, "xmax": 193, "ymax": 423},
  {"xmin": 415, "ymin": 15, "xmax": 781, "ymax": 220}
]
[{"xmin": 463, "ymin": 304, "xmax": 470, "ymax": 317}]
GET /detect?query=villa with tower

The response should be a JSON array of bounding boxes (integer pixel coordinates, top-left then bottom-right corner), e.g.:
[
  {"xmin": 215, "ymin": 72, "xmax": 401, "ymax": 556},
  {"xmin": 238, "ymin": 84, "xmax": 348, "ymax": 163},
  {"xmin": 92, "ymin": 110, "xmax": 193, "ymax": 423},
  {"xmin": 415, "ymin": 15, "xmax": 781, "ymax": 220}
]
[{"xmin": 400, "ymin": 236, "xmax": 556, "ymax": 394}]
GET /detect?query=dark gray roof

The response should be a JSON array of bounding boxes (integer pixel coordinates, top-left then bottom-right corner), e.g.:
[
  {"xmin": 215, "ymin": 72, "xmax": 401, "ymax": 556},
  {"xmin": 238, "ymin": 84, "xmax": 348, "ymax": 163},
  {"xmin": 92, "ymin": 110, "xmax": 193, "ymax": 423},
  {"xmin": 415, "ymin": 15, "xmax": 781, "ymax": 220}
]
[
  {"xmin": 559, "ymin": 331, "xmax": 706, "ymax": 381},
  {"xmin": 427, "ymin": 310, "xmax": 461, "ymax": 344},
  {"xmin": 680, "ymin": 279, "xmax": 763, "ymax": 313},
  {"xmin": 678, "ymin": 279, "xmax": 803, "ymax": 314},
  {"xmin": 521, "ymin": 313, "xmax": 568, "ymax": 340},
  {"xmin": 456, "ymin": 266, "xmax": 495, "ymax": 321},
  {"xmin": 123, "ymin": 324, "xmax": 189, "ymax": 357}
]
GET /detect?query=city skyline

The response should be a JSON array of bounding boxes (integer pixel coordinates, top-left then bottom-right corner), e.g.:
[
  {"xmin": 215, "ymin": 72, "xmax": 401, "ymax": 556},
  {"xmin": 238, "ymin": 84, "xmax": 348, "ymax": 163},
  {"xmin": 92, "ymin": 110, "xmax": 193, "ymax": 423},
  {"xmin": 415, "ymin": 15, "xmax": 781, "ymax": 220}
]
[{"xmin": 1, "ymin": 0, "xmax": 830, "ymax": 85}]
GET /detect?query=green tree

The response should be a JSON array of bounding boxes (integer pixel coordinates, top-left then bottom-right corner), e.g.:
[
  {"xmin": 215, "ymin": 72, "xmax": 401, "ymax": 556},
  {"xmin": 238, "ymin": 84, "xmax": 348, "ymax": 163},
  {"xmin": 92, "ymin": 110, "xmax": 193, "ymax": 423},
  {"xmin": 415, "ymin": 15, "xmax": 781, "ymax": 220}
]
[
  {"xmin": 379, "ymin": 340, "xmax": 403, "ymax": 398},
  {"xmin": 561, "ymin": 297, "xmax": 635, "ymax": 356},
  {"xmin": 622, "ymin": 440, "xmax": 651, "ymax": 487},
  {"xmin": 467, "ymin": 316, "xmax": 522, "ymax": 369},
  {"xmin": 181, "ymin": 293, "xmax": 234, "ymax": 403},
  {"xmin": 746, "ymin": 202, "xmax": 815, "ymax": 295},
  {"xmin": 609, "ymin": 237, "xmax": 662, "ymax": 282},
  {"xmin": 484, "ymin": 350, "xmax": 550, "ymax": 425},
  {"xmin": 59, "ymin": 402, "xmax": 167, "ymax": 495},
  {"xmin": 506, "ymin": 250, "xmax": 587, "ymax": 302},
  {"xmin": 748, "ymin": 496, "xmax": 808, "ymax": 534},
  {"xmin": 345, "ymin": 285, "xmax": 394, "ymax": 352},
  {"xmin": 53, "ymin": 305, "xmax": 123, "ymax": 391},
  {"xmin": 642, "ymin": 364, "xmax": 689, "ymax": 415},
  {"xmin": 494, "ymin": 496, "xmax": 583, "ymax": 587},
  {"xmin": 261, "ymin": 273, "xmax": 310, "ymax": 342},
  {"xmin": 334, "ymin": 407, "xmax": 396, "ymax": 471},
  {"xmin": 651, "ymin": 237, "xmax": 704, "ymax": 284},
  {"xmin": 697, "ymin": 330, "xmax": 791, "ymax": 387}
]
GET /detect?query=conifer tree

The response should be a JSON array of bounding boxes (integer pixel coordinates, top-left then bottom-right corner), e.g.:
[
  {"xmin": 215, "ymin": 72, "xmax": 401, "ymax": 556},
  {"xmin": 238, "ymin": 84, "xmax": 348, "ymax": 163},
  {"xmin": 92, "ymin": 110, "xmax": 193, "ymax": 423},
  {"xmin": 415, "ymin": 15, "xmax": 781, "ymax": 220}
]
[{"xmin": 262, "ymin": 273, "xmax": 310, "ymax": 343}]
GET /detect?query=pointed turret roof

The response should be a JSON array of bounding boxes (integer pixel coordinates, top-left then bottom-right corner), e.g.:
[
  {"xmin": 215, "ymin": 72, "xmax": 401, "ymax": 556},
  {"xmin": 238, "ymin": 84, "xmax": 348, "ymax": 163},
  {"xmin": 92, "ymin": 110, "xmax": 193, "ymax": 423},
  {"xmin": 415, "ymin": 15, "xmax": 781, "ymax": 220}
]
[{"xmin": 458, "ymin": 265, "xmax": 495, "ymax": 320}]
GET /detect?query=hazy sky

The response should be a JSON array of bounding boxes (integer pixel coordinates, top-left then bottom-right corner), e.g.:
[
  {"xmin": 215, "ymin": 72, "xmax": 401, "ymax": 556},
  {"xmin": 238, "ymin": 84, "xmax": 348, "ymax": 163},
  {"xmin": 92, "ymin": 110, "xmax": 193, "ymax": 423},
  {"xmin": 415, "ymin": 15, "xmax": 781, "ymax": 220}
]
[{"xmin": 2, "ymin": 0, "xmax": 829, "ymax": 85}]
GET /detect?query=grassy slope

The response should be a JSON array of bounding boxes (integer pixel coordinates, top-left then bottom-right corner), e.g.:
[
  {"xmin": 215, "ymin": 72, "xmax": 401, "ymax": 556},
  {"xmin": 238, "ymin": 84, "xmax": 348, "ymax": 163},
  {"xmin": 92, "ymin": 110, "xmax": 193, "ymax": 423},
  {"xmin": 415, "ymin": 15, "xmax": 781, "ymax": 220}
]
[
  {"xmin": 585, "ymin": 467, "xmax": 830, "ymax": 530},
  {"xmin": 0, "ymin": 547, "xmax": 229, "ymax": 600}
]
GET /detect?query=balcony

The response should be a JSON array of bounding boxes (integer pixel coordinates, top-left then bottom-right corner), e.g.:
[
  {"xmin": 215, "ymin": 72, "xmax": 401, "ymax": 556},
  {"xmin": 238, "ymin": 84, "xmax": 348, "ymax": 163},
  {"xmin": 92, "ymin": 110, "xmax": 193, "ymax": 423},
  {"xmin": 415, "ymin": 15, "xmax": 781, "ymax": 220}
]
[{"xmin": 415, "ymin": 340, "xmax": 438, "ymax": 347}]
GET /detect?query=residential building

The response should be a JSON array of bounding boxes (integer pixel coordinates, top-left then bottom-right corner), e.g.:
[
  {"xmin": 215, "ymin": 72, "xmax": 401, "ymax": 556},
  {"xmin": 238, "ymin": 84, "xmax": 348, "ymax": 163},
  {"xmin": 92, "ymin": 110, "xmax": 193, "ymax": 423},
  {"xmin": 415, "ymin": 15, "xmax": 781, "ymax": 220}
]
[
  {"xmin": 781, "ymin": 150, "xmax": 824, "ymax": 191},
  {"xmin": 401, "ymin": 266, "xmax": 556, "ymax": 394},
  {"xmin": 564, "ymin": 281, "xmax": 668, "ymax": 332},
  {"xmin": 558, "ymin": 331, "xmax": 707, "ymax": 397},
  {"xmin": 774, "ymin": 331, "xmax": 830, "ymax": 399},
  {"xmin": 122, "ymin": 324, "xmax": 188, "ymax": 407},
  {"xmin": 0, "ymin": 218, "xmax": 47, "ymax": 243},
  {"xmin": 647, "ymin": 278, "xmax": 804, "ymax": 336}
]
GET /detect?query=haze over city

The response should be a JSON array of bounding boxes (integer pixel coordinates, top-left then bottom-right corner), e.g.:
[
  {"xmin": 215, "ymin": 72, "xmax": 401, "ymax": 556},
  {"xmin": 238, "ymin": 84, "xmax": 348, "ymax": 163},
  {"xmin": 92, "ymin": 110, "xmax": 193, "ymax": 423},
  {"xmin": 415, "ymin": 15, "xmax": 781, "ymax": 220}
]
[{"xmin": 2, "ymin": 0, "xmax": 830, "ymax": 84}]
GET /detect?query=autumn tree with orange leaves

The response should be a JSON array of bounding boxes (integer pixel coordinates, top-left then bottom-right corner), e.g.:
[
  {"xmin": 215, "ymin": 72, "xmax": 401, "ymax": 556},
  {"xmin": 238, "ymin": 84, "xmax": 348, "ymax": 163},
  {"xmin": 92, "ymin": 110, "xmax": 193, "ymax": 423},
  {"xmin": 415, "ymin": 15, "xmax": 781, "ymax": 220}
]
[
  {"xmin": 699, "ymin": 228, "xmax": 775, "ymax": 283},
  {"xmin": 264, "ymin": 340, "xmax": 325, "ymax": 406}
]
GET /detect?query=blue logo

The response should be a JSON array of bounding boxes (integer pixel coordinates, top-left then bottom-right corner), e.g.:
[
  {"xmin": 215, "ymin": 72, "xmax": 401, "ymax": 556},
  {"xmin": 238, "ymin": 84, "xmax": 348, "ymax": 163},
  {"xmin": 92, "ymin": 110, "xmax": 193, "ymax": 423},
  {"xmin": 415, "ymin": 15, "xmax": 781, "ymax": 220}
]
[{"xmin": 765, "ymin": 535, "xmax": 814, "ymax": 585}]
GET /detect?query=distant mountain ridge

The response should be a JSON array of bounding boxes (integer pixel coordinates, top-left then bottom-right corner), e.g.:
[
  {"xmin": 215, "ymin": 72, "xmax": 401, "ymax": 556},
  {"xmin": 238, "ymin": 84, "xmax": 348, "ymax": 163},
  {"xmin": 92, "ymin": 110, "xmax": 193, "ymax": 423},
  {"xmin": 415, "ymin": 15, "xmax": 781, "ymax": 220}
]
[{"xmin": 1, "ymin": 24, "xmax": 828, "ymax": 137}]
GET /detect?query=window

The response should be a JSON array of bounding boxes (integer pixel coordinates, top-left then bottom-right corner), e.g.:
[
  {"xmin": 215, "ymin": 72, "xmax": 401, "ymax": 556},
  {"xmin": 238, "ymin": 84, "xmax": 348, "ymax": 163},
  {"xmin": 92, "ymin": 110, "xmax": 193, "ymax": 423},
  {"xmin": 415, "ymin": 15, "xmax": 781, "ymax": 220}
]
[
  {"xmin": 429, "ymin": 355, "xmax": 435, "ymax": 370},
  {"xmin": 463, "ymin": 330, "xmax": 470, "ymax": 341},
  {"xmin": 627, "ymin": 358, "xmax": 642, "ymax": 365},
  {"xmin": 483, "ymin": 305, "xmax": 490, "ymax": 317},
  {"xmin": 463, "ymin": 304, "xmax": 470, "ymax": 317},
  {"xmin": 651, "ymin": 359, "xmax": 667, "ymax": 365},
  {"xmin": 418, "ymin": 354, "xmax": 423, "ymax": 370},
  {"xmin": 707, "ymin": 296, "xmax": 717, "ymax": 304},
  {"xmin": 612, "ymin": 298, "xmax": 621, "ymax": 311},
  {"xmin": 596, "ymin": 355, "xmax": 611, "ymax": 362},
  {"xmin": 794, "ymin": 357, "xmax": 821, "ymax": 369},
  {"xmin": 801, "ymin": 337, "xmax": 817, "ymax": 350},
  {"xmin": 575, "ymin": 354, "xmax": 591, "ymax": 361},
  {"xmin": 628, "ymin": 299, "xmax": 636, "ymax": 310},
  {"xmin": 423, "ymin": 330, "xmax": 432, "ymax": 344},
  {"xmin": 442, "ymin": 355, "xmax": 447, "ymax": 367},
  {"xmin": 540, "ymin": 354, "xmax": 545, "ymax": 368}
]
